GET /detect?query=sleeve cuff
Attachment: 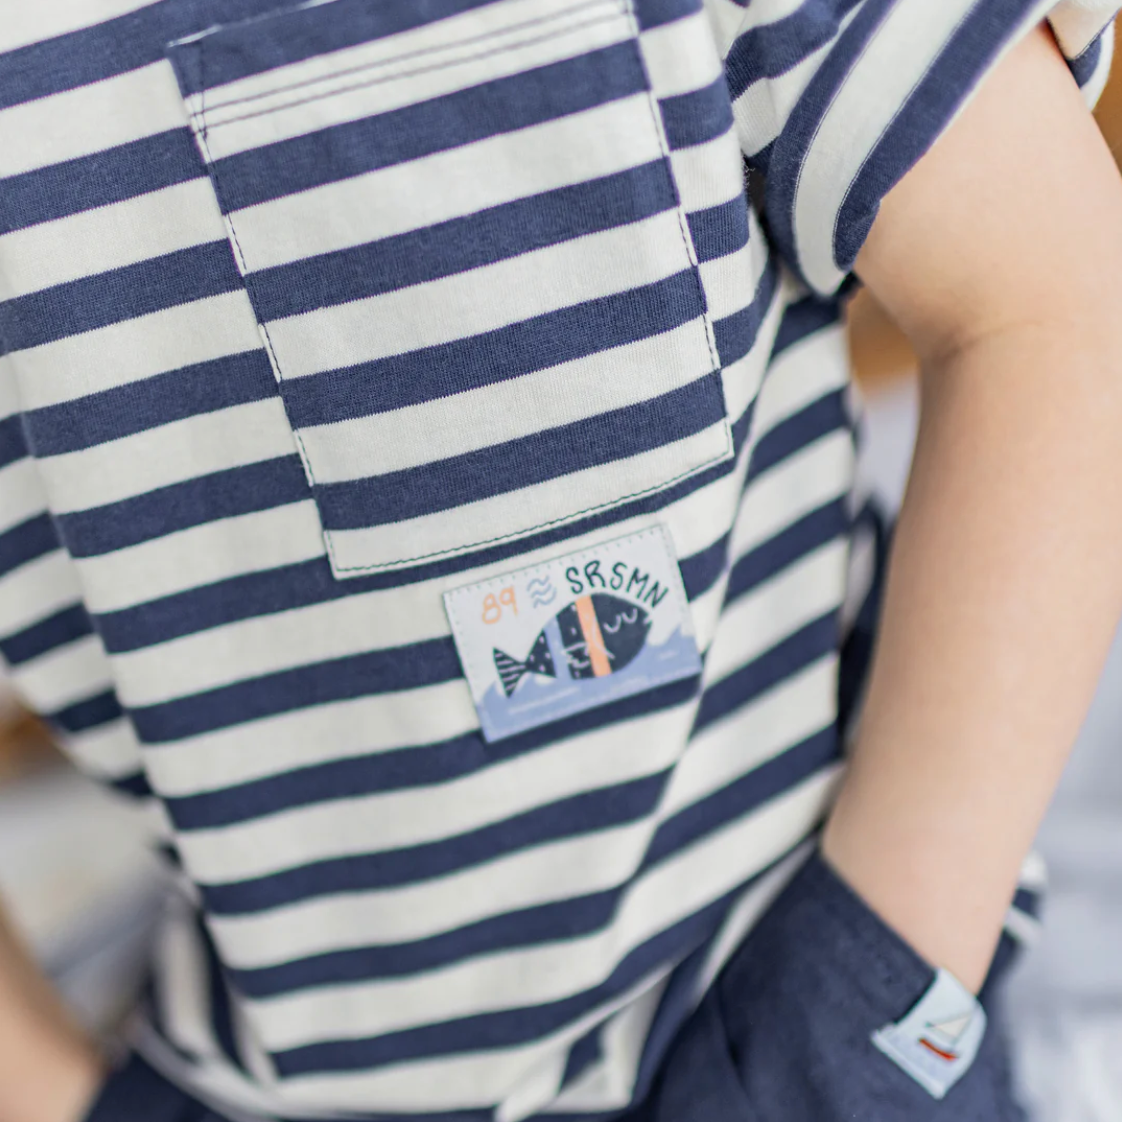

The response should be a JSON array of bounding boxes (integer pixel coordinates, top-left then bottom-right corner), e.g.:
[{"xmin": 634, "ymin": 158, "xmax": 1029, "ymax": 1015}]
[{"xmin": 761, "ymin": 0, "xmax": 1119, "ymax": 296}]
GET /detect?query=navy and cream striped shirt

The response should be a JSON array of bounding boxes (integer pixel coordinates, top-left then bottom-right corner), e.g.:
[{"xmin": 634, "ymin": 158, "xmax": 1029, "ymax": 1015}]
[{"xmin": 0, "ymin": 0, "xmax": 1115, "ymax": 1118}]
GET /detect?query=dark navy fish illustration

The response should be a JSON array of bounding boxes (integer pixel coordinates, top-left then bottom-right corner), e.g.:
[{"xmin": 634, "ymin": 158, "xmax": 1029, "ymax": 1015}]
[{"xmin": 493, "ymin": 593, "xmax": 652, "ymax": 697}]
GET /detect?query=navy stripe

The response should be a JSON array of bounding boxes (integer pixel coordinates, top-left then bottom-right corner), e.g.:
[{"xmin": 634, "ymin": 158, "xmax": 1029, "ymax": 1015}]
[
  {"xmin": 0, "ymin": 242, "xmax": 242, "ymax": 353},
  {"xmin": 204, "ymin": 43, "xmax": 648, "ymax": 213},
  {"xmin": 169, "ymin": 728, "xmax": 493, "ymax": 832},
  {"xmin": 748, "ymin": 389, "xmax": 847, "ymax": 480},
  {"xmin": 0, "ymin": 604, "xmax": 95, "ymax": 666},
  {"xmin": 280, "ymin": 270, "xmax": 705, "ymax": 427},
  {"xmin": 233, "ymin": 890, "xmax": 625, "ymax": 999},
  {"xmin": 0, "ymin": 416, "xmax": 29, "ymax": 470},
  {"xmin": 0, "ymin": 130, "xmax": 202, "ymax": 237},
  {"xmin": 168, "ymin": 677, "xmax": 699, "ymax": 835},
  {"xmin": 686, "ymin": 195, "xmax": 750, "ymax": 265},
  {"xmin": 678, "ymin": 533, "xmax": 730, "ymax": 602},
  {"xmin": 749, "ymin": 138, "xmax": 775, "ymax": 178},
  {"xmin": 833, "ymin": 0, "xmax": 1031, "ymax": 272},
  {"xmin": 763, "ymin": 0, "xmax": 894, "ymax": 285},
  {"xmin": 659, "ymin": 77, "xmax": 734, "ymax": 151},
  {"xmin": 269, "ymin": 893, "xmax": 735, "ymax": 1076},
  {"xmin": 770, "ymin": 295, "xmax": 842, "ymax": 357},
  {"xmin": 131, "ymin": 638, "xmax": 462, "ymax": 744},
  {"xmin": 248, "ymin": 161, "xmax": 677, "ymax": 321},
  {"xmin": 50, "ymin": 688, "xmax": 124, "ymax": 734},
  {"xmin": 561, "ymin": 1031, "xmax": 602, "ymax": 1091},
  {"xmin": 1068, "ymin": 33, "xmax": 1104, "ymax": 89},
  {"xmin": 838, "ymin": 500, "xmax": 888, "ymax": 733},
  {"xmin": 23, "ymin": 350, "xmax": 278, "ymax": 458},
  {"xmin": 726, "ymin": 498, "xmax": 848, "ymax": 610},
  {"xmin": 171, "ymin": 0, "xmax": 505, "ymax": 95},
  {"xmin": 111, "ymin": 770, "xmax": 155, "ymax": 800},
  {"xmin": 55, "ymin": 455, "xmax": 309, "ymax": 559},
  {"xmin": 201, "ymin": 773, "xmax": 668, "ymax": 915},
  {"xmin": 0, "ymin": 0, "xmax": 304, "ymax": 110},
  {"xmin": 97, "ymin": 557, "xmax": 348, "ymax": 655},
  {"xmin": 634, "ymin": 0, "xmax": 703, "ymax": 32},
  {"xmin": 0, "ymin": 514, "xmax": 59, "ymax": 578},
  {"xmin": 199, "ymin": 918, "xmax": 244, "ymax": 1074},
  {"xmin": 644, "ymin": 726, "xmax": 837, "ymax": 867},
  {"xmin": 1012, "ymin": 886, "xmax": 1041, "ymax": 919},
  {"xmin": 315, "ymin": 376, "xmax": 726, "ymax": 530},
  {"xmin": 725, "ymin": 0, "xmax": 864, "ymax": 101},
  {"xmin": 303, "ymin": 392, "xmax": 741, "ymax": 587},
  {"xmin": 695, "ymin": 612, "xmax": 839, "ymax": 733},
  {"xmin": 712, "ymin": 255, "xmax": 780, "ymax": 367}
]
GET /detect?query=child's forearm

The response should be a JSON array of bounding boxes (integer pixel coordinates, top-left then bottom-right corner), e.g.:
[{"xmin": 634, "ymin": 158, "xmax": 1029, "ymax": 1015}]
[
  {"xmin": 0, "ymin": 902, "xmax": 103, "ymax": 1122},
  {"xmin": 823, "ymin": 320, "xmax": 1122, "ymax": 992}
]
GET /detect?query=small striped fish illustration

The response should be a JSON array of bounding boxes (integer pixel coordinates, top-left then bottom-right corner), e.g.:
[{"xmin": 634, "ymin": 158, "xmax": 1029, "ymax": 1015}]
[{"xmin": 493, "ymin": 593, "xmax": 652, "ymax": 697}]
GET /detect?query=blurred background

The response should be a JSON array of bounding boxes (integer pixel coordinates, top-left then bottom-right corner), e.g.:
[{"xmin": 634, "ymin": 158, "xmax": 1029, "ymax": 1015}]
[{"xmin": 2, "ymin": 25, "xmax": 1122, "ymax": 1122}]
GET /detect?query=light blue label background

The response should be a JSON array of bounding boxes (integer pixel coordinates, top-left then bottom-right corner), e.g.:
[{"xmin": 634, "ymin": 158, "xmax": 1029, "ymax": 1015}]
[{"xmin": 871, "ymin": 968, "xmax": 987, "ymax": 1099}]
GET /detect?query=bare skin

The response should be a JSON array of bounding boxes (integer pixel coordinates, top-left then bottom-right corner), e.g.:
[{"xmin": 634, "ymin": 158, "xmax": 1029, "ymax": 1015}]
[
  {"xmin": 2, "ymin": 17, "xmax": 1122, "ymax": 1122},
  {"xmin": 826, "ymin": 23, "xmax": 1122, "ymax": 992},
  {"xmin": 0, "ymin": 906, "xmax": 102, "ymax": 1122}
]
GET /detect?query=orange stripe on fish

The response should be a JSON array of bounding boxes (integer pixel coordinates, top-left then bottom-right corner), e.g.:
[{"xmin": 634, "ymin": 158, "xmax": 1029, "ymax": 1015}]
[{"xmin": 575, "ymin": 595, "xmax": 612, "ymax": 678}]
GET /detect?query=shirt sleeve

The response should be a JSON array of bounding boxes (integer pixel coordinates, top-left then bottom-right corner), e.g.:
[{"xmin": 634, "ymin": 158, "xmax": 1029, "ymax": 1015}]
[{"xmin": 710, "ymin": 0, "xmax": 1120, "ymax": 296}]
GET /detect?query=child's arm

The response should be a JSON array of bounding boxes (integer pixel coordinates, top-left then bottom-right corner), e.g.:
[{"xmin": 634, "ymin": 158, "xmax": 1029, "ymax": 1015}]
[{"xmin": 822, "ymin": 21, "xmax": 1122, "ymax": 993}]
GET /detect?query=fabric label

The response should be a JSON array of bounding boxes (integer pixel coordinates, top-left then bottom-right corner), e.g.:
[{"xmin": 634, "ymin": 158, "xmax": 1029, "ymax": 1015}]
[
  {"xmin": 871, "ymin": 968, "xmax": 987, "ymax": 1100},
  {"xmin": 444, "ymin": 526, "xmax": 702, "ymax": 742}
]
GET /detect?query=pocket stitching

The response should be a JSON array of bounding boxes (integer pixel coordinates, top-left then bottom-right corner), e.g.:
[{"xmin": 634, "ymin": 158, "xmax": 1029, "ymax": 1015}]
[
  {"xmin": 190, "ymin": 3, "xmax": 734, "ymax": 574},
  {"xmin": 197, "ymin": 0, "xmax": 627, "ymax": 123}
]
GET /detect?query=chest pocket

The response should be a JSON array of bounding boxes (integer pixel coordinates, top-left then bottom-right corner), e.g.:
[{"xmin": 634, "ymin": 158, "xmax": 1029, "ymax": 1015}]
[{"xmin": 168, "ymin": 0, "xmax": 730, "ymax": 577}]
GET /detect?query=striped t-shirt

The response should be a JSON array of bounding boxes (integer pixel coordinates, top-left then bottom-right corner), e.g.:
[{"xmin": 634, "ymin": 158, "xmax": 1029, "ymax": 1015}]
[{"xmin": 0, "ymin": 1, "xmax": 1115, "ymax": 1119}]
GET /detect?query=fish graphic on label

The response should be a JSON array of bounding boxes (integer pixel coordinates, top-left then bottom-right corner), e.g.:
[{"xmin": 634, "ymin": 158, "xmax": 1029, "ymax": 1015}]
[
  {"xmin": 493, "ymin": 593, "xmax": 652, "ymax": 696},
  {"xmin": 444, "ymin": 527, "xmax": 702, "ymax": 742}
]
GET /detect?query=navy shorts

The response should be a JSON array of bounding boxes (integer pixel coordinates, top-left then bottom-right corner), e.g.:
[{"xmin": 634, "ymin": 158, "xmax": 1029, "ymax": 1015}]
[
  {"xmin": 636, "ymin": 852, "xmax": 1026, "ymax": 1122},
  {"xmin": 83, "ymin": 853, "xmax": 1026, "ymax": 1122}
]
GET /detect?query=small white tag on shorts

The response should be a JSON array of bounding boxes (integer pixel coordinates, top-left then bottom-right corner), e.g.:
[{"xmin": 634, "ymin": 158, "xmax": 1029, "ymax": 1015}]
[
  {"xmin": 444, "ymin": 526, "xmax": 702, "ymax": 742},
  {"xmin": 871, "ymin": 968, "xmax": 987, "ymax": 1100}
]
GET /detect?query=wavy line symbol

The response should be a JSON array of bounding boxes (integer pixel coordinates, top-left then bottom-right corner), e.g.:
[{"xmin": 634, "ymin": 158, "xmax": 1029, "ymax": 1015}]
[{"xmin": 526, "ymin": 575, "xmax": 557, "ymax": 608}]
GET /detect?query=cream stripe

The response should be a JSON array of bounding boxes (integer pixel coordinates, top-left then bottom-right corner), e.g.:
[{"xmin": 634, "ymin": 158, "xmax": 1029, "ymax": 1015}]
[
  {"xmin": 8, "ymin": 292, "xmax": 263, "ymax": 409},
  {"xmin": 324, "ymin": 423, "xmax": 729, "ymax": 575},
  {"xmin": 73, "ymin": 500, "xmax": 327, "ymax": 616},
  {"xmin": 229, "ymin": 94, "xmax": 663, "ymax": 269},
  {"xmin": 297, "ymin": 323, "xmax": 712, "ymax": 483},
  {"xmin": 39, "ymin": 398, "xmax": 297, "ymax": 515},
  {"xmin": 265, "ymin": 210, "xmax": 696, "ymax": 374},
  {"xmin": 226, "ymin": 771, "xmax": 837, "ymax": 1045},
  {"xmin": 0, "ymin": 61, "xmax": 187, "ymax": 179},
  {"xmin": 0, "ymin": 179, "xmax": 222, "ymax": 298}
]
